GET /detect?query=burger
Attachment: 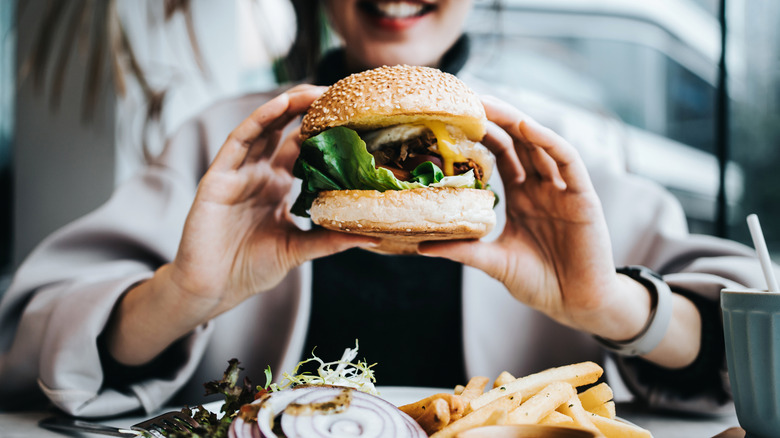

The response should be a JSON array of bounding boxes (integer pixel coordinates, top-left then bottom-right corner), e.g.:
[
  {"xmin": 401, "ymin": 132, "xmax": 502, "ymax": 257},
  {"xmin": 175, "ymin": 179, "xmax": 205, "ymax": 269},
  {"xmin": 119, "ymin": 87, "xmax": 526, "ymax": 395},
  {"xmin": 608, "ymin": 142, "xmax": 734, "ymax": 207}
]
[{"xmin": 291, "ymin": 65, "xmax": 496, "ymax": 254}]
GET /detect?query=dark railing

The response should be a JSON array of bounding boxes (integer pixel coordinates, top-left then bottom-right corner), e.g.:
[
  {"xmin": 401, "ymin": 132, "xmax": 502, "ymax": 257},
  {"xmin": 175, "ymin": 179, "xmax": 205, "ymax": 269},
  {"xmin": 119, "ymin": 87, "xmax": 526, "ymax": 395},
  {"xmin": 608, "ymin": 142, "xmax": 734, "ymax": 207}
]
[{"xmin": 715, "ymin": 0, "xmax": 730, "ymax": 238}]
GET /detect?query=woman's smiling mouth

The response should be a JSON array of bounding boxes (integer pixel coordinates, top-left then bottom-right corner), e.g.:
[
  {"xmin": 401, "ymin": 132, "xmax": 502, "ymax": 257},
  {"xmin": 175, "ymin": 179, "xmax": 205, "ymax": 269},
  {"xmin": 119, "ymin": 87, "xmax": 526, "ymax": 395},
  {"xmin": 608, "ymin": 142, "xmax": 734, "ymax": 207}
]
[{"xmin": 357, "ymin": 1, "xmax": 437, "ymax": 29}]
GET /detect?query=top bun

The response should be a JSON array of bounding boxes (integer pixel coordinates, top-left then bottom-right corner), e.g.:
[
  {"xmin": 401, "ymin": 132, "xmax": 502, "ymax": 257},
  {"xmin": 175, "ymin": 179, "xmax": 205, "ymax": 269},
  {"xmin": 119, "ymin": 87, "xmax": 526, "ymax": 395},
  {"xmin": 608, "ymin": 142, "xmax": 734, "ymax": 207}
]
[{"xmin": 301, "ymin": 65, "xmax": 486, "ymax": 141}]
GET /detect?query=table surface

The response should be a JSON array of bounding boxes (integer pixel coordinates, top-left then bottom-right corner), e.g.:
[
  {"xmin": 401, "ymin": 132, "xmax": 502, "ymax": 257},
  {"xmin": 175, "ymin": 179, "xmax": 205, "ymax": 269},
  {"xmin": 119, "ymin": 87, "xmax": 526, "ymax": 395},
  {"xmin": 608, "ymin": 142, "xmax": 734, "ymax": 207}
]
[{"xmin": 0, "ymin": 392, "xmax": 744, "ymax": 438}]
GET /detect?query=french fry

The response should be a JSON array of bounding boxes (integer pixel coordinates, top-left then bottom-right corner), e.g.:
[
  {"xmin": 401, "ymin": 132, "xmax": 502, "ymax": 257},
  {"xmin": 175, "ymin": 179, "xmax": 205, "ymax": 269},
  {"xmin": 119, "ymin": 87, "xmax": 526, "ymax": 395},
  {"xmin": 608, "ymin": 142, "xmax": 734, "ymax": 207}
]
[
  {"xmin": 539, "ymin": 410, "xmax": 575, "ymax": 426},
  {"xmin": 459, "ymin": 376, "xmax": 490, "ymax": 414},
  {"xmin": 402, "ymin": 362, "xmax": 653, "ymax": 438},
  {"xmin": 413, "ymin": 398, "xmax": 450, "ymax": 435},
  {"xmin": 470, "ymin": 362, "xmax": 603, "ymax": 411},
  {"xmin": 506, "ymin": 381, "xmax": 576, "ymax": 424},
  {"xmin": 588, "ymin": 400, "xmax": 616, "ymax": 419},
  {"xmin": 578, "ymin": 382, "xmax": 614, "ymax": 411},
  {"xmin": 482, "ymin": 409, "xmax": 508, "ymax": 426},
  {"xmin": 461, "ymin": 376, "xmax": 490, "ymax": 399},
  {"xmin": 557, "ymin": 395, "xmax": 604, "ymax": 437},
  {"xmin": 493, "ymin": 371, "xmax": 516, "ymax": 388},
  {"xmin": 590, "ymin": 414, "xmax": 653, "ymax": 438},
  {"xmin": 430, "ymin": 392, "xmax": 524, "ymax": 438},
  {"xmin": 400, "ymin": 392, "xmax": 465, "ymax": 426}
]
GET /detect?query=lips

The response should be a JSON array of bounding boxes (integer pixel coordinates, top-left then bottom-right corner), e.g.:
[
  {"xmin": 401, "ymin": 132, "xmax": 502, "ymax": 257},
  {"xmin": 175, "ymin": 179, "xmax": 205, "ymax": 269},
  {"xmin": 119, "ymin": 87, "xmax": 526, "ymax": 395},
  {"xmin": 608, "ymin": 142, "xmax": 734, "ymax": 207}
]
[{"xmin": 358, "ymin": 1, "xmax": 436, "ymax": 30}]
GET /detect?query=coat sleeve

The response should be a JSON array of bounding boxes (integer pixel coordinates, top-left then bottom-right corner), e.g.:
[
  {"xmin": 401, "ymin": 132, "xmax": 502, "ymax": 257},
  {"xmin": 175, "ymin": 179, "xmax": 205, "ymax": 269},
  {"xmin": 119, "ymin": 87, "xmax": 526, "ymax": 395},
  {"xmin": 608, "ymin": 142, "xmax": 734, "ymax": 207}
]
[
  {"xmin": 588, "ymin": 145, "xmax": 769, "ymax": 414},
  {"xmin": 0, "ymin": 115, "xmax": 215, "ymax": 416}
]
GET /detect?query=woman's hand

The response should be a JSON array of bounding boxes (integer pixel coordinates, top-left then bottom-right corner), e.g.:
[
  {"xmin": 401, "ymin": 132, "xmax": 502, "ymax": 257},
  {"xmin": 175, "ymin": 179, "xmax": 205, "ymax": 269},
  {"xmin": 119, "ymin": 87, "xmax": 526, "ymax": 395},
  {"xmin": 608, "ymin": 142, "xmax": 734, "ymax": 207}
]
[
  {"xmin": 420, "ymin": 96, "xmax": 701, "ymax": 368},
  {"xmin": 421, "ymin": 96, "xmax": 624, "ymax": 329},
  {"xmin": 168, "ymin": 85, "xmax": 376, "ymax": 315},
  {"xmin": 107, "ymin": 85, "xmax": 377, "ymax": 365}
]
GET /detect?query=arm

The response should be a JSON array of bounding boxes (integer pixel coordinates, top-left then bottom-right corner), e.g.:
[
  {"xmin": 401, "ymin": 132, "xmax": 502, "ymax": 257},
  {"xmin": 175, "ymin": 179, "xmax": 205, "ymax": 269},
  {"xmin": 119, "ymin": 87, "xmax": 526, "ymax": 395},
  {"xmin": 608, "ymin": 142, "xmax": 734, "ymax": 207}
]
[
  {"xmin": 0, "ymin": 165, "xmax": 201, "ymax": 416},
  {"xmin": 0, "ymin": 85, "xmax": 377, "ymax": 416}
]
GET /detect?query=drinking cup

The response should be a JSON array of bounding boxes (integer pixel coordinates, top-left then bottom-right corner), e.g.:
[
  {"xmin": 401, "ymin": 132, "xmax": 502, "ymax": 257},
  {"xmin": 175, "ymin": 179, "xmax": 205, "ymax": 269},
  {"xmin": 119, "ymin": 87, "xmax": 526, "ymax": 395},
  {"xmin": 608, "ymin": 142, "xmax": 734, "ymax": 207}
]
[{"xmin": 721, "ymin": 287, "xmax": 780, "ymax": 437}]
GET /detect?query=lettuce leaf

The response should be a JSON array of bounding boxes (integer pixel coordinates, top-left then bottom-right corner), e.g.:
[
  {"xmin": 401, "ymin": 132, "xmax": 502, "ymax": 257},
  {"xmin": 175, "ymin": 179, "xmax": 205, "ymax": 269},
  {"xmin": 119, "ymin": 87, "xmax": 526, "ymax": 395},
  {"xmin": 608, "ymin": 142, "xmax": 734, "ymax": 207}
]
[
  {"xmin": 168, "ymin": 359, "xmax": 257, "ymax": 438},
  {"xmin": 291, "ymin": 126, "xmax": 478, "ymax": 217},
  {"xmin": 410, "ymin": 161, "xmax": 443, "ymax": 185}
]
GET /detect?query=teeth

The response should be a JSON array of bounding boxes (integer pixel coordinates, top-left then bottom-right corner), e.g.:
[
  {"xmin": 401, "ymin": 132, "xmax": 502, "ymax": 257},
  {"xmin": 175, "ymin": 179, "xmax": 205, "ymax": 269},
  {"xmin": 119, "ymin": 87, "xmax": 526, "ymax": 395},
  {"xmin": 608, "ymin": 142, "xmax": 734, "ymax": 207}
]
[{"xmin": 374, "ymin": 2, "xmax": 425, "ymax": 19}]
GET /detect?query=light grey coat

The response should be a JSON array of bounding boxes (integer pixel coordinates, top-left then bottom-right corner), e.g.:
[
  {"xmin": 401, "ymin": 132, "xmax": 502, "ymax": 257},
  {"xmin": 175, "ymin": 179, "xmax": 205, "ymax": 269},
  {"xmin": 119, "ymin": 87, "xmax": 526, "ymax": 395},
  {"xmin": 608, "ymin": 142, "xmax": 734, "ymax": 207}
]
[{"xmin": 0, "ymin": 72, "xmax": 766, "ymax": 417}]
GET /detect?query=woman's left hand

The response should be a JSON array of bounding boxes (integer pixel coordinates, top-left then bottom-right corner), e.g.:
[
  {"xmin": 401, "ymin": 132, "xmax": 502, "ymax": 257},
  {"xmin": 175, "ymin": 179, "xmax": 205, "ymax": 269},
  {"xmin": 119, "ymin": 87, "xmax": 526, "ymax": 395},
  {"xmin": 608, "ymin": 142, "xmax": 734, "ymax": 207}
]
[{"xmin": 419, "ymin": 96, "xmax": 645, "ymax": 338}]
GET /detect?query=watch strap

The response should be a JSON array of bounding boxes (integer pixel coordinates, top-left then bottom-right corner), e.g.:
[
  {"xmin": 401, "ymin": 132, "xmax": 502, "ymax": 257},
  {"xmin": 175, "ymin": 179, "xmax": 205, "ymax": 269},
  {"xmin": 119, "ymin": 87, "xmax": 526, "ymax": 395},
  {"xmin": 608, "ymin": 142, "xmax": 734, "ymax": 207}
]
[{"xmin": 594, "ymin": 266, "xmax": 673, "ymax": 356}]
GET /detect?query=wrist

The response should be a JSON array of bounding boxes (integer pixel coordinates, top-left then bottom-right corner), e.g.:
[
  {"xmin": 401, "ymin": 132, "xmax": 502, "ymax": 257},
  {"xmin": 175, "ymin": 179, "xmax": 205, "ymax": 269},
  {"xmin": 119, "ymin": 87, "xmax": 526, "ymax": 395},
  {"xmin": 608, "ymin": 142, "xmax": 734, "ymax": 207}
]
[
  {"xmin": 587, "ymin": 266, "xmax": 700, "ymax": 367},
  {"xmin": 570, "ymin": 272, "xmax": 652, "ymax": 341},
  {"xmin": 106, "ymin": 264, "xmax": 217, "ymax": 365},
  {"xmin": 160, "ymin": 263, "xmax": 225, "ymax": 322},
  {"xmin": 642, "ymin": 293, "xmax": 701, "ymax": 368},
  {"xmin": 593, "ymin": 266, "xmax": 674, "ymax": 356}
]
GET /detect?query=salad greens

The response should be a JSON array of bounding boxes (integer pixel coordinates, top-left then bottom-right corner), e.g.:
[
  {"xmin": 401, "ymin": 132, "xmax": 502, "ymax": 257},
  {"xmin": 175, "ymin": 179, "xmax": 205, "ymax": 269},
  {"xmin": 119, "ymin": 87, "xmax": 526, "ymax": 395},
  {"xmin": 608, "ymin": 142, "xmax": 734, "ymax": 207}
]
[
  {"xmin": 269, "ymin": 341, "xmax": 377, "ymax": 395},
  {"xmin": 167, "ymin": 358, "xmax": 256, "ymax": 438},
  {"xmin": 167, "ymin": 342, "xmax": 376, "ymax": 437},
  {"xmin": 291, "ymin": 126, "xmax": 480, "ymax": 217}
]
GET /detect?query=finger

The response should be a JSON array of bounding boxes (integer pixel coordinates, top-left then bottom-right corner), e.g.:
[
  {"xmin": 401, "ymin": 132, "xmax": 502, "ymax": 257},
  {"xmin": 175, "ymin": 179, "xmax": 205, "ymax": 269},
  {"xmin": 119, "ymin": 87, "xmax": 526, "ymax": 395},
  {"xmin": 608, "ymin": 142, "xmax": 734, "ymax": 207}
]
[
  {"xmin": 482, "ymin": 95, "xmax": 565, "ymax": 186},
  {"xmin": 211, "ymin": 86, "xmax": 326, "ymax": 172},
  {"xmin": 244, "ymin": 128, "xmax": 284, "ymax": 166},
  {"xmin": 418, "ymin": 239, "xmax": 506, "ymax": 280},
  {"xmin": 481, "ymin": 95, "xmax": 530, "ymax": 142},
  {"xmin": 285, "ymin": 83, "xmax": 326, "ymax": 94},
  {"xmin": 244, "ymin": 86, "xmax": 327, "ymax": 165},
  {"xmin": 528, "ymin": 142, "xmax": 567, "ymax": 189},
  {"xmin": 287, "ymin": 228, "xmax": 380, "ymax": 265},
  {"xmin": 519, "ymin": 118, "xmax": 593, "ymax": 193},
  {"xmin": 211, "ymin": 93, "xmax": 292, "ymax": 172},
  {"xmin": 482, "ymin": 122, "xmax": 526, "ymax": 185},
  {"xmin": 481, "ymin": 95, "xmax": 542, "ymax": 182},
  {"xmin": 271, "ymin": 127, "xmax": 303, "ymax": 173}
]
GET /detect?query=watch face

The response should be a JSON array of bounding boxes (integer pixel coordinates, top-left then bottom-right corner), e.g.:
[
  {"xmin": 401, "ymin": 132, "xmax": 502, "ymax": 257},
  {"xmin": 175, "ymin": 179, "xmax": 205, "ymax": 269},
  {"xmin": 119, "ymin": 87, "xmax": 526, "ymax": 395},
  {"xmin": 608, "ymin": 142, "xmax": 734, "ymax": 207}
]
[{"xmin": 619, "ymin": 266, "xmax": 662, "ymax": 282}]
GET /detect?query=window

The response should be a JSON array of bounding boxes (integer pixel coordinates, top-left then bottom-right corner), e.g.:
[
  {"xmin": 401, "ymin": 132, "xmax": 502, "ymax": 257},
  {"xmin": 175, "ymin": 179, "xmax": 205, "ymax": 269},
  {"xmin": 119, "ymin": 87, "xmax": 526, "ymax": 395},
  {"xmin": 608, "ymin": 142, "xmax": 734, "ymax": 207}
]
[
  {"xmin": 728, "ymin": 1, "xmax": 780, "ymax": 255},
  {"xmin": 467, "ymin": 0, "xmax": 779, "ymax": 252},
  {"xmin": 0, "ymin": 0, "xmax": 14, "ymax": 286}
]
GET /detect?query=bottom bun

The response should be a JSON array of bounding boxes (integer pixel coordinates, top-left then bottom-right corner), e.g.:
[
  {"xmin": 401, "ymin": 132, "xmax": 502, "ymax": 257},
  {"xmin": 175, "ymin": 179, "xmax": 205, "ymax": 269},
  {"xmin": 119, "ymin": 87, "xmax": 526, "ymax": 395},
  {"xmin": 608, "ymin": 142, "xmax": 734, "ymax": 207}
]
[{"xmin": 310, "ymin": 187, "xmax": 496, "ymax": 254}]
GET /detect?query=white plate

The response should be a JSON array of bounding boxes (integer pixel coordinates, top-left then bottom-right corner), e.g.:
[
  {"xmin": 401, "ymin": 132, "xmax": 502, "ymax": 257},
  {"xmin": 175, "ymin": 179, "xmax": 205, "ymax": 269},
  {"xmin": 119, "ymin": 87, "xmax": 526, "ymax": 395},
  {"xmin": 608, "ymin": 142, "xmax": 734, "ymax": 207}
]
[
  {"xmin": 198, "ymin": 387, "xmax": 651, "ymax": 437},
  {"xmin": 375, "ymin": 386, "xmax": 447, "ymax": 406}
]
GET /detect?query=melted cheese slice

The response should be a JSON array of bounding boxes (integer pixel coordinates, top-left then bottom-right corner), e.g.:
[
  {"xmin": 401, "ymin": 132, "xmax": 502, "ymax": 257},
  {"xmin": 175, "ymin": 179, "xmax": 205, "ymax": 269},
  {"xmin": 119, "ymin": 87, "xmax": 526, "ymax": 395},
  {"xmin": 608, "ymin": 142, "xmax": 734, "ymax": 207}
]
[{"xmin": 422, "ymin": 121, "xmax": 466, "ymax": 176}]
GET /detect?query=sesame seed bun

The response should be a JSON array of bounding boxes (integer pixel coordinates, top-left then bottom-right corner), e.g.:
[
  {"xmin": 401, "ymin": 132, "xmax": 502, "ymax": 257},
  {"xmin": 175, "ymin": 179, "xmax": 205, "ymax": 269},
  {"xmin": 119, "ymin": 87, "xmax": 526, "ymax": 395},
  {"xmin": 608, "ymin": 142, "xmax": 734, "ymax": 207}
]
[
  {"xmin": 301, "ymin": 65, "xmax": 487, "ymax": 141},
  {"xmin": 310, "ymin": 188, "xmax": 496, "ymax": 254}
]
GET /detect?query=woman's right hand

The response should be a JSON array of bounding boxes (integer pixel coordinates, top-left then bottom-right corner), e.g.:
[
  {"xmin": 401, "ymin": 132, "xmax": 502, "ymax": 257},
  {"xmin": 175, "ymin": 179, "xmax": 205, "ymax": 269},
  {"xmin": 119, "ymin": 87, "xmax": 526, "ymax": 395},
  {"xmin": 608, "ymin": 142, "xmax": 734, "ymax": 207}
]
[{"xmin": 106, "ymin": 85, "xmax": 377, "ymax": 365}]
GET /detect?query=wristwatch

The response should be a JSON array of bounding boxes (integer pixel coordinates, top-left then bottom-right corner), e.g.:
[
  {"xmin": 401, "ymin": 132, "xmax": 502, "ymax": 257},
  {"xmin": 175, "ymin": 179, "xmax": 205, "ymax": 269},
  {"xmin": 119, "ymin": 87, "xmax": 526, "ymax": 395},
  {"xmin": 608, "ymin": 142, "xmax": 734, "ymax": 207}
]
[{"xmin": 593, "ymin": 266, "xmax": 673, "ymax": 356}]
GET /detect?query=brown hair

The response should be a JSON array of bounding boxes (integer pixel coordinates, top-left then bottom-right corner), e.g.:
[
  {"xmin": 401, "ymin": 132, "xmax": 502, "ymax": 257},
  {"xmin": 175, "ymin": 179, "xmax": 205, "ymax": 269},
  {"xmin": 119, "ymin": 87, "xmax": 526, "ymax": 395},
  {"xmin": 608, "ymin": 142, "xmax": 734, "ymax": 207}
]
[{"xmin": 278, "ymin": 0, "xmax": 326, "ymax": 82}]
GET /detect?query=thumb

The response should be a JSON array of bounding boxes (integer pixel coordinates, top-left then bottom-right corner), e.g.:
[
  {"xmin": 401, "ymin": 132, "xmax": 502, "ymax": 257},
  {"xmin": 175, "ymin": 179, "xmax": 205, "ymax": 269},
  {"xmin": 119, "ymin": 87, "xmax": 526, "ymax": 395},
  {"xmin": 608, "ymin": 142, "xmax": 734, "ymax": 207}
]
[
  {"xmin": 287, "ymin": 228, "xmax": 380, "ymax": 265},
  {"xmin": 418, "ymin": 239, "xmax": 505, "ymax": 279}
]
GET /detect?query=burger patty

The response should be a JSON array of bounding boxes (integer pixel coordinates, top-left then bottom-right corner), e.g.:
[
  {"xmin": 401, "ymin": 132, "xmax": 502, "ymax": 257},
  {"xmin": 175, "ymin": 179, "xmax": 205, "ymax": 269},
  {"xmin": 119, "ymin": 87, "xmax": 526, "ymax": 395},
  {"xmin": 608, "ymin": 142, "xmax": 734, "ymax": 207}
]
[
  {"xmin": 369, "ymin": 132, "xmax": 484, "ymax": 183},
  {"xmin": 453, "ymin": 159, "xmax": 485, "ymax": 182}
]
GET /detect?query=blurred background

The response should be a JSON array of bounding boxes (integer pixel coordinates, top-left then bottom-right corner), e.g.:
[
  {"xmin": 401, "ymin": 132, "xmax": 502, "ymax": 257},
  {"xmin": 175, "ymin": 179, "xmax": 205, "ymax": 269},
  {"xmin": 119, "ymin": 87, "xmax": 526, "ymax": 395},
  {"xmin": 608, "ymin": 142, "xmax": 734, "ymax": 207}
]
[{"xmin": 0, "ymin": 0, "xmax": 779, "ymax": 292}]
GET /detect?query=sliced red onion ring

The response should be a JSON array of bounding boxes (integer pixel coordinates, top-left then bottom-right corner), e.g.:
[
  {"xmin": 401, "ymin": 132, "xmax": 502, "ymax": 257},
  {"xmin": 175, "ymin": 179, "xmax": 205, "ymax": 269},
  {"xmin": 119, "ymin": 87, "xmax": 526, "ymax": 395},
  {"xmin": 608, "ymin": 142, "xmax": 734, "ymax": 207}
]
[{"xmin": 229, "ymin": 386, "xmax": 426, "ymax": 438}]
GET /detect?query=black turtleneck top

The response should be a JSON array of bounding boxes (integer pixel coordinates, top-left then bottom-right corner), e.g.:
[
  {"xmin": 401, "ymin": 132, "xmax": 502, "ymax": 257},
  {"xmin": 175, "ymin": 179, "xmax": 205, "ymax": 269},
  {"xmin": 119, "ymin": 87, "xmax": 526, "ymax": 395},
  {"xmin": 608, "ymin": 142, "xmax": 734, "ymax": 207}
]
[{"xmin": 303, "ymin": 36, "xmax": 471, "ymax": 388}]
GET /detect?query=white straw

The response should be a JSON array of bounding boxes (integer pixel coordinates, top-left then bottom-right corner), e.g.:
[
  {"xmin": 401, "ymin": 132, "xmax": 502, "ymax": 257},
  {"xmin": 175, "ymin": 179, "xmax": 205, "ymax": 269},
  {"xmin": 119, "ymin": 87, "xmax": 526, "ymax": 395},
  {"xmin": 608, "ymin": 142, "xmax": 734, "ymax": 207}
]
[{"xmin": 747, "ymin": 214, "xmax": 779, "ymax": 293}]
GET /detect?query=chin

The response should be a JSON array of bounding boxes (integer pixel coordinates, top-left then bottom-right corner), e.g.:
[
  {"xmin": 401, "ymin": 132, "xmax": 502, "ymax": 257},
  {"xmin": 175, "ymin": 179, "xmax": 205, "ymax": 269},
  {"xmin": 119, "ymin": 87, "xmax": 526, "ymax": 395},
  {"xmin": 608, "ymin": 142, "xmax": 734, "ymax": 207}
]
[{"xmin": 352, "ymin": 45, "xmax": 442, "ymax": 71}]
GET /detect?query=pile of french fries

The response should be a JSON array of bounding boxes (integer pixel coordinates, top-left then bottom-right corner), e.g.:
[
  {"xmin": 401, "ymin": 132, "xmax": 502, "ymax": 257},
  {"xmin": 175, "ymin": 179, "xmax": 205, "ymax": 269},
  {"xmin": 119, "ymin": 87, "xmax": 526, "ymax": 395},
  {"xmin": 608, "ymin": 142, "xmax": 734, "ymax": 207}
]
[{"xmin": 399, "ymin": 361, "xmax": 652, "ymax": 438}]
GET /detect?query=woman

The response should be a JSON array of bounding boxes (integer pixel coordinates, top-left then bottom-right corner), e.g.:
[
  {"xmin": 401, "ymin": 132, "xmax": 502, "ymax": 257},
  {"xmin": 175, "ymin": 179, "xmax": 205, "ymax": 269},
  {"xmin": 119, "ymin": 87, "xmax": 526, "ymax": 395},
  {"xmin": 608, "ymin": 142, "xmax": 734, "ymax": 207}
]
[{"xmin": 0, "ymin": 0, "xmax": 763, "ymax": 417}]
